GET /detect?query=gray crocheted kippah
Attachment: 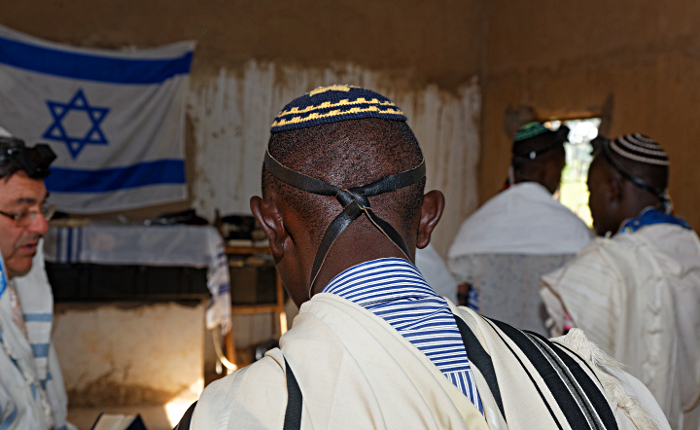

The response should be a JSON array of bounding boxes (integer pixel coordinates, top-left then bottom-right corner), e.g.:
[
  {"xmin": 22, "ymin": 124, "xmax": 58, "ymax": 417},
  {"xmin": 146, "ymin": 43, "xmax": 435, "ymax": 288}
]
[{"xmin": 610, "ymin": 134, "xmax": 669, "ymax": 166}]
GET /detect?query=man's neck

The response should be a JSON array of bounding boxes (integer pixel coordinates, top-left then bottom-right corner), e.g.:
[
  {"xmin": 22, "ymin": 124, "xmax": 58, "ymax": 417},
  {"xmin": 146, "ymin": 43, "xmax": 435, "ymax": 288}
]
[{"xmin": 310, "ymin": 226, "xmax": 412, "ymax": 296}]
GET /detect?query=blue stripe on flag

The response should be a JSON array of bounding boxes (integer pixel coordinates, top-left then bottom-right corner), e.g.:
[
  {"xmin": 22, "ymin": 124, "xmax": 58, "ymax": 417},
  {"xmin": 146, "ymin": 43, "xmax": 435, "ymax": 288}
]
[
  {"xmin": 31, "ymin": 343, "xmax": 50, "ymax": 358},
  {"xmin": 45, "ymin": 159, "xmax": 185, "ymax": 193},
  {"xmin": 0, "ymin": 36, "xmax": 193, "ymax": 84}
]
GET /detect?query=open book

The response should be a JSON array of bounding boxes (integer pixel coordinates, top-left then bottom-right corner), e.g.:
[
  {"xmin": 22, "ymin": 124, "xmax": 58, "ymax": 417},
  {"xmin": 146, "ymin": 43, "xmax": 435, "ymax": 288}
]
[{"xmin": 90, "ymin": 413, "xmax": 147, "ymax": 430}]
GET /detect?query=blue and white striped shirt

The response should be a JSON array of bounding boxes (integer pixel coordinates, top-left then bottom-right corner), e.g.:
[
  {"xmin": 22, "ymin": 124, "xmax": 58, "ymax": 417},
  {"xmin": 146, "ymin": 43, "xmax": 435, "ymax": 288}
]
[{"xmin": 322, "ymin": 258, "xmax": 483, "ymax": 412}]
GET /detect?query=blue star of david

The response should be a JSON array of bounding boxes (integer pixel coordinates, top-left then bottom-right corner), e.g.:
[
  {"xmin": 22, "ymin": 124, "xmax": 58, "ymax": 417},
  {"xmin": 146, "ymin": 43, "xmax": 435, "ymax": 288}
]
[{"xmin": 42, "ymin": 89, "xmax": 109, "ymax": 159}]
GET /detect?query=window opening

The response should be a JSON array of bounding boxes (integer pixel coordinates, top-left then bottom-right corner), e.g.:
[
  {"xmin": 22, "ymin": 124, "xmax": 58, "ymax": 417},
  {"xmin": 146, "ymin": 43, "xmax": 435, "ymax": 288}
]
[{"xmin": 544, "ymin": 118, "xmax": 601, "ymax": 227}]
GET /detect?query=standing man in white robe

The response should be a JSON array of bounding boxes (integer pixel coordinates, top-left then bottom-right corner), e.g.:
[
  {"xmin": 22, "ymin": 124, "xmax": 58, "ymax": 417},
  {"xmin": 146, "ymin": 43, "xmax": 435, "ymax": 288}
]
[
  {"xmin": 0, "ymin": 131, "xmax": 76, "ymax": 430},
  {"xmin": 179, "ymin": 87, "xmax": 668, "ymax": 430},
  {"xmin": 541, "ymin": 134, "xmax": 700, "ymax": 429},
  {"xmin": 448, "ymin": 122, "xmax": 592, "ymax": 335}
]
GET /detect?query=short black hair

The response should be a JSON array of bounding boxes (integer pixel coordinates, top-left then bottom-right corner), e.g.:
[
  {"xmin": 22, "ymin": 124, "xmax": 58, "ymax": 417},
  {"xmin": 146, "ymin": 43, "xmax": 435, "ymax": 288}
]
[
  {"xmin": 262, "ymin": 118, "xmax": 426, "ymax": 247},
  {"xmin": 512, "ymin": 131, "xmax": 566, "ymax": 174},
  {"xmin": 0, "ymin": 136, "xmax": 27, "ymax": 181}
]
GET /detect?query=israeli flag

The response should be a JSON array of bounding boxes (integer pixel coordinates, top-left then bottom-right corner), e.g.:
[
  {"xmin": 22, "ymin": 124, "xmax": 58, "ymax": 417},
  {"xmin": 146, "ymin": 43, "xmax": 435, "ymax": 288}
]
[{"xmin": 0, "ymin": 25, "xmax": 194, "ymax": 213}]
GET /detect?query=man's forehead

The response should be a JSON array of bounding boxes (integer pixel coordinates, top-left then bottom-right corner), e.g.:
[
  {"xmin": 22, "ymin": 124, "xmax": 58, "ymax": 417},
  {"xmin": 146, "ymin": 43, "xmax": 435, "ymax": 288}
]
[{"xmin": 0, "ymin": 172, "xmax": 47, "ymax": 205}]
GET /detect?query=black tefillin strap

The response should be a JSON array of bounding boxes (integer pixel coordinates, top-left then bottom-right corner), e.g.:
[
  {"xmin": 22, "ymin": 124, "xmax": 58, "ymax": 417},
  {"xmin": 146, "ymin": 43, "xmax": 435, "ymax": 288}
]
[
  {"xmin": 512, "ymin": 140, "xmax": 561, "ymax": 164},
  {"xmin": 598, "ymin": 137, "xmax": 670, "ymax": 211},
  {"xmin": 264, "ymin": 150, "xmax": 426, "ymax": 298},
  {"xmin": 512, "ymin": 126, "xmax": 569, "ymax": 166}
]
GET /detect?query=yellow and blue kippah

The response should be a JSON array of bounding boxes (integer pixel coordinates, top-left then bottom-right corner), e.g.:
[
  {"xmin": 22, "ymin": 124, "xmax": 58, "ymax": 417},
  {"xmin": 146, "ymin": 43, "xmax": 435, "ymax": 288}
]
[
  {"xmin": 514, "ymin": 121, "xmax": 550, "ymax": 142},
  {"xmin": 270, "ymin": 85, "xmax": 407, "ymax": 133}
]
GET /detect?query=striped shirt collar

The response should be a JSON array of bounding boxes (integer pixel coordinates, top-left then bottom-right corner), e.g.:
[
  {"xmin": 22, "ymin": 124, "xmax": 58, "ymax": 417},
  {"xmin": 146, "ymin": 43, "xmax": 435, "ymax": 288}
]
[
  {"xmin": 320, "ymin": 257, "xmax": 483, "ymax": 412},
  {"xmin": 322, "ymin": 257, "xmax": 434, "ymax": 302}
]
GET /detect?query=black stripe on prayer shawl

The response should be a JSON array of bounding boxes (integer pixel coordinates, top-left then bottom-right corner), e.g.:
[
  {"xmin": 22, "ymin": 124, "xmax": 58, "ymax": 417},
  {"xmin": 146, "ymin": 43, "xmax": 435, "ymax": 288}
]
[
  {"xmin": 490, "ymin": 319, "xmax": 615, "ymax": 430},
  {"xmin": 481, "ymin": 318, "xmax": 565, "ymax": 430},
  {"xmin": 524, "ymin": 333, "xmax": 612, "ymax": 430},
  {"xmin": 453, "ymin": 315, "xmax": 506, "ymax": 420},
  {"xmin": 552, "ymin": 339, "xmax": 604, "ymax": 386},
  {"xmin": 527, "ymin": 332, "xmax": 618, "ymax": 430},
  {"xmin": 173, "ymin": 401, "xmax": 197, "ymax": 430},
  {"xmin": 284, "ymin": 358, "xmax": 303, "ymax": 430}
]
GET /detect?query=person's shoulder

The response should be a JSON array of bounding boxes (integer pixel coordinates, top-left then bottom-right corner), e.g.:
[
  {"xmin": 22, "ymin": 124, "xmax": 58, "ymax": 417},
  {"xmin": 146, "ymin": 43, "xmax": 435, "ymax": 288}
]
[{"xmin": 192, "ymin": 352, "xmax": 288, "ymax": 429}]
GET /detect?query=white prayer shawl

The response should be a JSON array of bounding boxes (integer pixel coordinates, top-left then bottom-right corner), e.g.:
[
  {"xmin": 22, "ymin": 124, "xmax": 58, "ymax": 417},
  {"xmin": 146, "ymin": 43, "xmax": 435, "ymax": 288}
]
[
  {"xmin": 447, "ymin": 182, "xmax": 593, "ymax": 257},
  {"xmin": 0, "ymin": 244, "xmax": 75, "ymax": 430},
  {"xmin": 191, "ymin": 293, "xmax": 669, "ymax": 430},
  {"xmin": 541, "ymin": 224, "xmax": 700, "ymax": 430}
]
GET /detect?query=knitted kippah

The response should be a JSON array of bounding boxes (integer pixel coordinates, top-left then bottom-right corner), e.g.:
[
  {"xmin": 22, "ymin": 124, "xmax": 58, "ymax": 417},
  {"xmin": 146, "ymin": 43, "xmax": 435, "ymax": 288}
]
[
  {"xmin": 610, "ymin": 133, "xmax": 669, "ymax": 166},
  {"xmin": 514, "ymin": 121, "xmax": 551, "ymax": 142},
  {"xmin": 270, "ymin": 85, "xmax": 406, "ymax": 133}
]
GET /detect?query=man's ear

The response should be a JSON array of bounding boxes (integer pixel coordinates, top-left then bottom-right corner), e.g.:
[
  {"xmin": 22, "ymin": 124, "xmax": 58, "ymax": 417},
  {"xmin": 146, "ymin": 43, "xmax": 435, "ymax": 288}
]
[
  {"xmin": 250, "ymin": 195, "xmax": 287, "ymax": 258},
  {"xmin": 416, "ymin": 190, "xmax": 445, "ymax": 249}
]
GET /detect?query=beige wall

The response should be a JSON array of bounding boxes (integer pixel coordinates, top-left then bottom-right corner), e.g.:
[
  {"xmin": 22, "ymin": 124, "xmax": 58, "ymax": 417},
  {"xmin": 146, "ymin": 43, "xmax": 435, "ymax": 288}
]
[
  {"xmin": 481, "ymin": 0, "xmax": 700, "ymax": 228},
  {"xmin": 53, "ymin": 302, "xmax": 205, "ymax": 407},
  {"xmin": 0, "ymin": 1, "xmax": 485, "ymax": 89}
]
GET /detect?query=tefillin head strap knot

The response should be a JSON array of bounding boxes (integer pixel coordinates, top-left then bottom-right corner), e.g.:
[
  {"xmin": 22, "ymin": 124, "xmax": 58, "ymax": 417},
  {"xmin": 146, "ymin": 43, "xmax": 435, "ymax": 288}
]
[{"xmin": 264, "ymin": 150, "xmax": 426, "ymax": 298}]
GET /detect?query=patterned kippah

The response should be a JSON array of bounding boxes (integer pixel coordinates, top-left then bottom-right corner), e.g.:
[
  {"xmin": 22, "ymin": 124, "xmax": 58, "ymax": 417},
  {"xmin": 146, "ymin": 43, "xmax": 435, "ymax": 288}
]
[
  {"xmin": 610, "ymin": 133, "xmax": 669, "ymax": 166},
  {"xmin": 514, "ymin": 121, "xmax": 550, "ymax": 142},
  {"xmin": 270, "ymin": 85, "xmax": 406, "ymax": 133}
]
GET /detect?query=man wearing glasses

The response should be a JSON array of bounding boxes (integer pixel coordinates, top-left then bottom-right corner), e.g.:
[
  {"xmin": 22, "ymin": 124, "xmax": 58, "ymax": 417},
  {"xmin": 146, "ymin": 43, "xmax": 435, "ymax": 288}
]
[{"xmin": 0, "ymin": 130, "xmax": 76, "ymax": 430}]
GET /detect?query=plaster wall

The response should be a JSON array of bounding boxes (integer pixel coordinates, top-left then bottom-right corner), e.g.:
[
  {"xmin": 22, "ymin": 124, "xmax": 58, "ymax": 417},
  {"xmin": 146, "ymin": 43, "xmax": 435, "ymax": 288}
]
[
  {"xmin": 187, "ymin": 63, "xmax": 481, "ymax": 256},
  {"xmin": 53, "ymin": 302, "xmax": 205, "ymax": 407},
  {"xmin": 481, "ymin": 0, "xmax": 700, "ymax": 228}
]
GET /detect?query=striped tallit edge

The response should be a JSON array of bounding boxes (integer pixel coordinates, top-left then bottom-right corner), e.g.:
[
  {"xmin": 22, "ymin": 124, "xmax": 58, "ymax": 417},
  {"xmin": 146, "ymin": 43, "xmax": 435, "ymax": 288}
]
[{"xmin": 484, "ymin": 318, "xmax": 618, "ymax": 430}]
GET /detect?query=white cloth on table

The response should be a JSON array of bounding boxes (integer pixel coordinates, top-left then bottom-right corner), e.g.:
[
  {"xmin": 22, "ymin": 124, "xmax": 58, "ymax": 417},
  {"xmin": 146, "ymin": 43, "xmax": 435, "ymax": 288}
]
[
  {"xmin": 541, "ymin": 223, "xmax": 700, "ymax": 430},
  {"xmin": 415, "ymin": 244, "xmax": 458, "ymax": 303},
  {"xmin": 43, "ymin": 223, "xmax": 232, "ymax": 332},
  {"xmin": 0, "ymin": 243, "xmax": 76, "ymax": 430},
  {"xmin": 447, "ymin": 182, "xmax": 592, "ymax": 335}
]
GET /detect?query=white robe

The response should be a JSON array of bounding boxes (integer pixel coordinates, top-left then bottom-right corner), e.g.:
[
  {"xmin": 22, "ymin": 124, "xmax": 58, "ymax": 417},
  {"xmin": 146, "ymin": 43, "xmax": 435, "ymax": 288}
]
[
  {"xmin": 191, "ymin": 293, "xmax": 669, "ymax": 430},
  {"xmin": 541, "ymin": 223, "xmax": 700, "ymax": 430},
  {"xmin": 447, "ymin": 182, "xmax": 592, "ymax": 334},
  {"xmin": 0, "ymin": 245, "xmax": 75, "ymax": 430}
]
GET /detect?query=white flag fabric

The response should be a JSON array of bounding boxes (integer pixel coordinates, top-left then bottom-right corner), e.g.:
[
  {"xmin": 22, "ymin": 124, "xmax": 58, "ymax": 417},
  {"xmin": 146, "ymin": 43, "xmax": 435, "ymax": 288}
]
[{"xmin": 0, "ymin": 25, "xmax": 194, "ymax": 213}]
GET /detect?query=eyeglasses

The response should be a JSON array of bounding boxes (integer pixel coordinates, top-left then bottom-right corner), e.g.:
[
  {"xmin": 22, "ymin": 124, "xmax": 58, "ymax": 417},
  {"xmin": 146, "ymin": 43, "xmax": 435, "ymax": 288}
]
[{"xmin": 0, "ymin": 204, "xmax": 57, "ymax": 227}]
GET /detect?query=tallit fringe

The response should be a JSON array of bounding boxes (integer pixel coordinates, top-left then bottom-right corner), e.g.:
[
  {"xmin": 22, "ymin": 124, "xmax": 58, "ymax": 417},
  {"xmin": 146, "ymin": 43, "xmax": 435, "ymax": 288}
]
[{"xmin": 554, "ymin": 329, "xmax": 660, "ymax": 430}]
